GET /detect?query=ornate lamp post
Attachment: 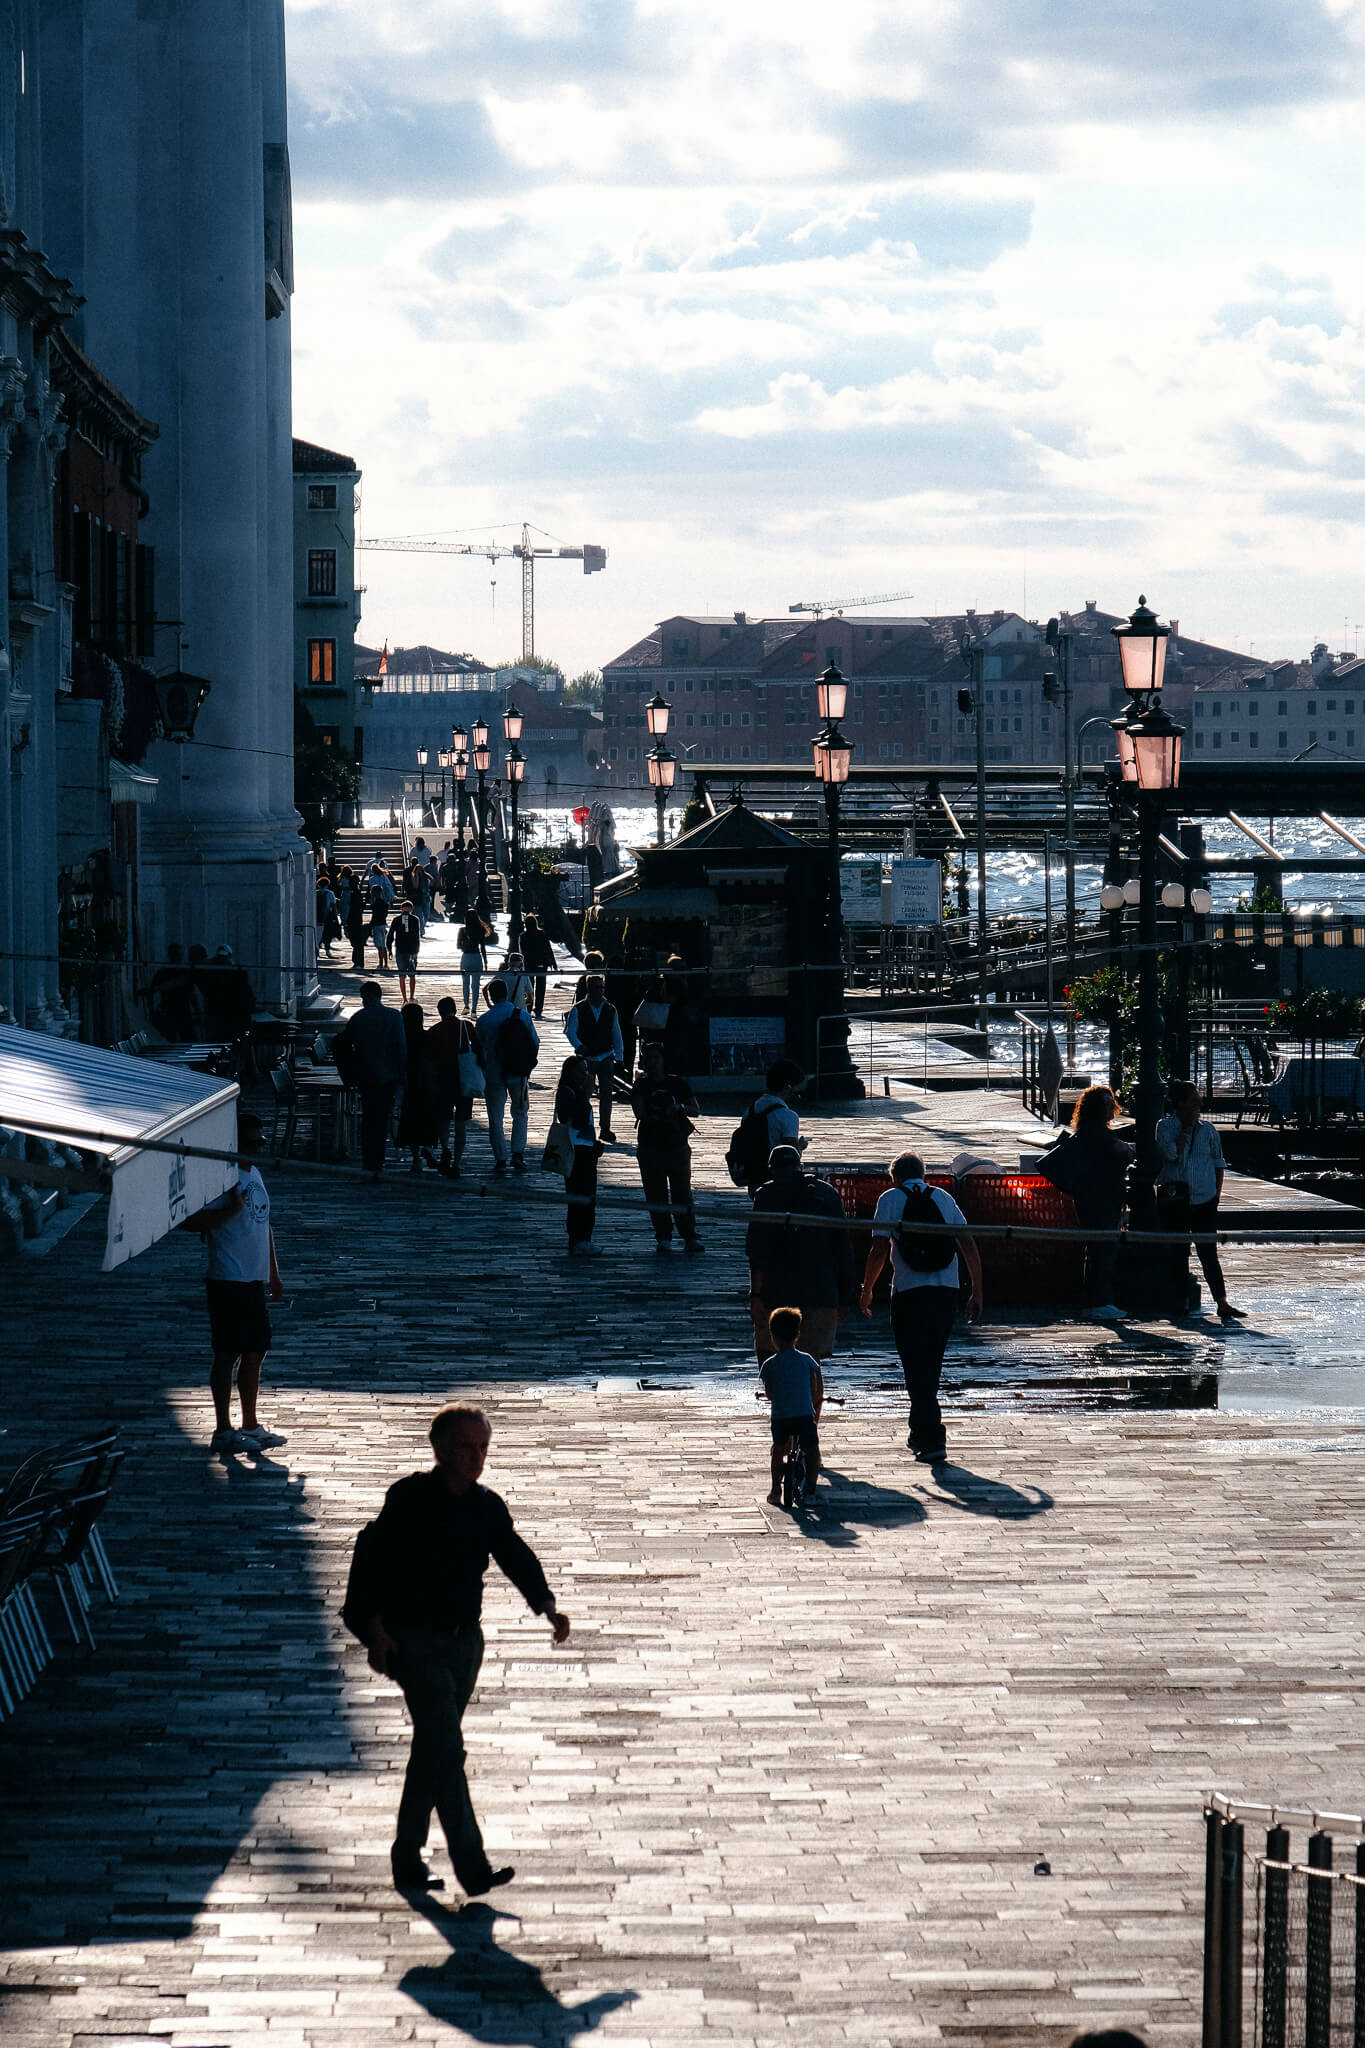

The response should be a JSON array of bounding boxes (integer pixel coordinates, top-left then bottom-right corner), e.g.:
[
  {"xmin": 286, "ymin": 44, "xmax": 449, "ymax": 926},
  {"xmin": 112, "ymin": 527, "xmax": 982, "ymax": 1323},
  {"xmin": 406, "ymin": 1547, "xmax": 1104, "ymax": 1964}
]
[
  {"xmin": 1108, "ymin": 599, "xmax": 1183, "ymax": 1186},
  {"xmin": 451, "ymin": 725, "xmax": 469, "ymax": 915},
  {"xmin": 416, "ymin": 746, "xmax": 428, "ymax": 829},
  {"xmin": 645, "ymin": 691, "xmax": 674, "ymax": 844},
  {"xmin": 647, "ymin": 742, "xmax": 676, "ymax": 844},
  {"xmin": 504, "ymin": 695, "xmax": 526, "ymax": 948},
  {"xmin": 471, "ymin": 715, "xmax": 492, "ymax": 919},
  {"xmin": 811, "ymin": 661, "xmax": 852, "ymax": 953}
]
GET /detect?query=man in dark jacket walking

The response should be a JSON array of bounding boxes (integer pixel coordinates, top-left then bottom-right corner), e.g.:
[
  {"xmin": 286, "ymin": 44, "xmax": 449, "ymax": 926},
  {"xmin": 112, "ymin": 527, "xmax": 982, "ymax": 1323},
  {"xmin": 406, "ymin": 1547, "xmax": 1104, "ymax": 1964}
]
[
  {"xmin": 746, "ymin": 1145, "xmax": 856, "ymax": 1363},
  {"xmin": 343, "ymin": 1404, "xmax": 571, "ymax": 1895},
  {"xmin": 333, "ymin": 981, "xmax": 407, "ymax": 1179}
]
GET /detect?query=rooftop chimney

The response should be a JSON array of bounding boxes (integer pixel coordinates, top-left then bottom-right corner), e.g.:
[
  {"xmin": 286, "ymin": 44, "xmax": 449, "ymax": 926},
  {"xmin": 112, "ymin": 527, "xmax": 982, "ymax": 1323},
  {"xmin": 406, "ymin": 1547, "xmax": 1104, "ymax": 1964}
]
[{"xmin": 733, "ymin": 611, "xmax": 746, "ymax": 626}]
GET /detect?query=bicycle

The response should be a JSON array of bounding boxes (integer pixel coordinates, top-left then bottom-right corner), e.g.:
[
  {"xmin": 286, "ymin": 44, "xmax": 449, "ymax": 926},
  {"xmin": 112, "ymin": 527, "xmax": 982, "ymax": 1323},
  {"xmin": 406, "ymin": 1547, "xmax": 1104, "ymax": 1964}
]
[{"xmin": 779, "ymin": 1427, "xmax": 807, "ymax": 1510}]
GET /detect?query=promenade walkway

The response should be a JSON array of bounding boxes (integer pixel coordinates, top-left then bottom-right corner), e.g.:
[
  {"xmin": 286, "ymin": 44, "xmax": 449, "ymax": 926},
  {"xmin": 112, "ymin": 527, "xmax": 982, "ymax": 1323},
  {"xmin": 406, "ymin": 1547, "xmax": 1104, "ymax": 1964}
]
[{"xmin": 2, "ymin": 917, "xmax": 1363, "ymax": 2047}]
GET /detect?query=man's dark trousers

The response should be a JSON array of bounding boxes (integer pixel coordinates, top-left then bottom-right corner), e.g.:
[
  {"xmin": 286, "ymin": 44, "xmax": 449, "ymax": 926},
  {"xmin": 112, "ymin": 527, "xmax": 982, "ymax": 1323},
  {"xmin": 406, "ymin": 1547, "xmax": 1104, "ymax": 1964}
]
[
  {"xmin": 639, "ymin": 1146, "xmax": 695, "ymax": 1244},
  {"xmin": 890, "ymin": 1289, "xmax": 958, "ymax": 1456},
  {"xmin": 359, "ymin": 1082, "xmax": 397, "ymax": 1174},
  {"xmin": 393, "ymin": 1625, "xmax": 495, "ymax": 1887}
]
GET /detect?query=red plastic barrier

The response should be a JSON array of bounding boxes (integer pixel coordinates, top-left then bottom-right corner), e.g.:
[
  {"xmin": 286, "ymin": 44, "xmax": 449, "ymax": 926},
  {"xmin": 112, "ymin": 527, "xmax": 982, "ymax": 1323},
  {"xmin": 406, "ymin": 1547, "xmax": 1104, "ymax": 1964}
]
[{"xmin": 822, "ymin": 1168, "xmax": 1083, "ymax": 1308}]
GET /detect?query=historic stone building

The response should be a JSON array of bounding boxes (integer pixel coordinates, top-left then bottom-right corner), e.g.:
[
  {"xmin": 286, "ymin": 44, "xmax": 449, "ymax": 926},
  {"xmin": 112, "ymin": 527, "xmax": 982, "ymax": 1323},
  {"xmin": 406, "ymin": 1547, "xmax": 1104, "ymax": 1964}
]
[
  {"xmin": 293, "ymin": 438, "xmax": 362, "ymax": 756},
  {"xmin": 35, "ymin": 0, "xmax": 313, "ymax": 1021}
]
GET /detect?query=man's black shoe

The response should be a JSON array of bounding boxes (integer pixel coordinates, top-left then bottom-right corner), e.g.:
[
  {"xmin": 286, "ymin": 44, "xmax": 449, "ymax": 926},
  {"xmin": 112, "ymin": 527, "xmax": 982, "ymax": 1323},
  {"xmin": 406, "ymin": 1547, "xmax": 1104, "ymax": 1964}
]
[
  {"xmin": 391, "ymin": 1857, "xmax": 444, "ymax": 1892},
  {"xmin": 462, "ymin": 1865, "xmax": 515, "ymax": 1897}
]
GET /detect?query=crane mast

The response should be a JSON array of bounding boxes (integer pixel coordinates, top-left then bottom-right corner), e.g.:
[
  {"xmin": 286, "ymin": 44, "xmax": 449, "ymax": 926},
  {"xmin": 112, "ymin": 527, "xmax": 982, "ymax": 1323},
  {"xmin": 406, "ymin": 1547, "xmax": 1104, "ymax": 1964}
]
[{"xmin": 362, "ymin": 524, "xmax": 607, "ymax": 661}]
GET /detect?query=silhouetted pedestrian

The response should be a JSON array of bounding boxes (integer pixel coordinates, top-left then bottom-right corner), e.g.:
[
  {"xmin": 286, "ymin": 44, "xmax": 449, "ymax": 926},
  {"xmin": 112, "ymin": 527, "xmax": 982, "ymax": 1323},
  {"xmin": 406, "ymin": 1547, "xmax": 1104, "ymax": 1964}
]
[{"xmin": 342, "ymin": 1404, "xmax": 570, "ymax": 1897}]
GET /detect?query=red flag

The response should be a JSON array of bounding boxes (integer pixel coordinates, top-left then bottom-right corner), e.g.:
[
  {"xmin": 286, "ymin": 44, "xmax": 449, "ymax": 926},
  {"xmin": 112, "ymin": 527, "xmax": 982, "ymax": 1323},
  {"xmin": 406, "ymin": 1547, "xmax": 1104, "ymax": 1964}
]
[
  {"xmin": 378, "ymin": 642, "xmax": 389, "ymax": 675},
  {"xmin": 572, "ymin": 805, "xmax": 591, "ymax": 825}
]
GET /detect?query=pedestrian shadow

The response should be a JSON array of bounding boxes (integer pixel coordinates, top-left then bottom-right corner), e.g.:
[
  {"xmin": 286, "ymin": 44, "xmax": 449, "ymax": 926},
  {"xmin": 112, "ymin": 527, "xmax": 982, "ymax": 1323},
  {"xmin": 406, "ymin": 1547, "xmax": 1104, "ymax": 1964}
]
[
  {"xmin": 795, "ymin": 1466, "xmax": 927, "ymax": 1548},
  {"xmin": 920, "ymin": 1460, "xmax": 1053, "ymax": 1520},
  {"xmin": 401, "ymin": 1899, "xmax": 638, "ymax": 2043}
]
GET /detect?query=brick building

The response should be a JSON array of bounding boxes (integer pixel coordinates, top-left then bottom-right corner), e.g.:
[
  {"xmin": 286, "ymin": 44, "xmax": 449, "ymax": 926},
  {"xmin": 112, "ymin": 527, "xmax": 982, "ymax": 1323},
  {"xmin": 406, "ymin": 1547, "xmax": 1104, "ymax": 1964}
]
[{"xmin": 601, "ymin": 602, "xmax": 1260, "ymax": 786}]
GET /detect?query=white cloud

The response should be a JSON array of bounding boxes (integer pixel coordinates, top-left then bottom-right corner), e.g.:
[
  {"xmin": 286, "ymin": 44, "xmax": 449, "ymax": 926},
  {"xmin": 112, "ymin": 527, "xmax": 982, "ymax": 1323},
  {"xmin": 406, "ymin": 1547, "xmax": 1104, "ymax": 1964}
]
[{"xmin": 286, "ymin": 0, "xmax": 1365, "ymax": 670}]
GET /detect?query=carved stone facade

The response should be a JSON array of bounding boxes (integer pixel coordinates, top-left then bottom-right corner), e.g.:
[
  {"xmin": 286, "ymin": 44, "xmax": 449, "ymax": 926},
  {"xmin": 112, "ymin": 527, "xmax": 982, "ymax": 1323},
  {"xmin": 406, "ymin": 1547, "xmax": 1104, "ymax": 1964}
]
[{"xmin": 37, "ymin": 0, "xmax": 316, "ymax": 1021}]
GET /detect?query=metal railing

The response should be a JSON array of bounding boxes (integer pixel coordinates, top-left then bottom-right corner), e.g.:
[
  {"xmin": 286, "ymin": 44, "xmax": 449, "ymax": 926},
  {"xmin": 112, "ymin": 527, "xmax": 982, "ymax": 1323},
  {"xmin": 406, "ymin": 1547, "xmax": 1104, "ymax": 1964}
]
[{"xmin": 1203, "ymin": 1793, "xmax": 1365, "ymax": 2048}]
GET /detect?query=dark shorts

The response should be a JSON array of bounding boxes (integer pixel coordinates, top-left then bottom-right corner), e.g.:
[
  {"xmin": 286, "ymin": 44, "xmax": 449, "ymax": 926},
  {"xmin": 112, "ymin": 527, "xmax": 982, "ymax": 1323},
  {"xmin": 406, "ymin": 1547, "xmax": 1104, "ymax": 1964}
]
[
  {"xmin": 394, "ymin": 950, "xmax": 418, "ymax": 975},
  {"xmin": 770, "ymin": 1413, "xmax": 819, "ymax": 1454},
  {"xmin": 205, "ymin": 1279, "xmax": 272, "ymax": 1355}
]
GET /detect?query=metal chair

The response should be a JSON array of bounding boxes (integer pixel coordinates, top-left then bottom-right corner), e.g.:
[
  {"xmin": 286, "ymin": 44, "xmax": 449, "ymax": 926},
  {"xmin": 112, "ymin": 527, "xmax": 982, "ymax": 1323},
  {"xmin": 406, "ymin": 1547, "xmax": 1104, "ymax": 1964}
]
[
  {"xmin": 0, "ymin": 1507, "xmax": 56, "ymax": 1719},
  {"xmin": 267, "ymin": 1063, "xmax": 300, "ymax": 1155}
]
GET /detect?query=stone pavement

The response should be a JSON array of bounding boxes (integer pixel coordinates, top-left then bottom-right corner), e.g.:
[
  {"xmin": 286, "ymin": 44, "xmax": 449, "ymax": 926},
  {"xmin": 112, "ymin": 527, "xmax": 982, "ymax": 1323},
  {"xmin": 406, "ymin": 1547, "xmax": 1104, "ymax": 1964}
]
[{"xmin": 2, "ymin": 918, "xmax": 1364, "ymax": 2047}]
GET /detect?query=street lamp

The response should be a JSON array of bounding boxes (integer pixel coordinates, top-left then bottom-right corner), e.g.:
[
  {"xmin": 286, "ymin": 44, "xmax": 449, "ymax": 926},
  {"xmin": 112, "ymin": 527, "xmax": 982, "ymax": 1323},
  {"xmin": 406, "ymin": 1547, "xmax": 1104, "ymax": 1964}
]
[
  {"xmin": 1126, "ymin": 688, "xmax": 1185, "ymax": 1188},
  {"xmin": 471, "ymin": 716, "xmax": 492, "ymax": 919},
  {"xmin": 451, "ymin": 726, "xmax": 470, "ymax": 914},
  {"xmin": 644, "ymin": 691, "xmax": 675, "ymax": 843},
  {"xmin": 646, "ymin": 741, "xmax": 676, "ymax": 845},
  {"xmin": 812, "ymin": 663, "xmax": 853, "ymax": 954},
  {"xmin": 416, "ymin": 746, "xmax": 428, "ymax": 827},
  {"xmin": 958, "ymin": 636, "xmax": 989, "ymax": 1029},
  {"xmin": 1112, "ymin": 593, "xmax": 1170, "ymax": 698},
  {"xmin": 505, "ymin": 739, "xmax": 525, "ymax": 946},
  {"xmin": 504, "ymin": 696, "xmax": 524, "ymax": 744}
]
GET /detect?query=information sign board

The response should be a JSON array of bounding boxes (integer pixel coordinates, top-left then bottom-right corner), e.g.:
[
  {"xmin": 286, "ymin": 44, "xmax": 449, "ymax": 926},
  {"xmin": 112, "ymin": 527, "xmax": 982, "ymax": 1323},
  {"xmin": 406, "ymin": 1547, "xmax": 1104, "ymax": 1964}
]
[{"xmin": 890, "ymin": 857, "xmax": 942, "ymax": 927}]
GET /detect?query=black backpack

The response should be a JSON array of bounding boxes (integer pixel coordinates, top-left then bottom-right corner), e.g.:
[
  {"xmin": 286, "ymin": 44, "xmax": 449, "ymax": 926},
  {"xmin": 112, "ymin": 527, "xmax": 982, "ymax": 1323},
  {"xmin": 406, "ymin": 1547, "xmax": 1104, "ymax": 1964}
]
[
  {"xmin": 895, "ymin": 1183, "xmax": 955, "ymax": 1272},
  {"xmin": 495, "ymin": 1010, "xmax": 538, "ymax": 1078},
  {"xmin": 726, "ymin": 1105, "xmax": 772, "ymax": 1187}
]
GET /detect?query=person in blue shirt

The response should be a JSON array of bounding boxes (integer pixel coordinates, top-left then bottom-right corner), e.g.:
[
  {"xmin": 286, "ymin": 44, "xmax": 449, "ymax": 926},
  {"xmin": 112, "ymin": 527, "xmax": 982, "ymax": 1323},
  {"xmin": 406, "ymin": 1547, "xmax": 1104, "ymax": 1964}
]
[{"xmin": 758, "ymin": 1305, "xmax": 823, "ymax": 1505}]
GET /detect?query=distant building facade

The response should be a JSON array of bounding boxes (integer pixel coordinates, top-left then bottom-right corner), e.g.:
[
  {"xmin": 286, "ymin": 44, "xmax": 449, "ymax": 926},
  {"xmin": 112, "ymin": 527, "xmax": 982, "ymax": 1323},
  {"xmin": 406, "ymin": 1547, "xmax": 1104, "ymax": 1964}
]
[
  {"xmin": 352, "ymin": 644, "xmax": 603, "ymax": 814},
  {"xmin": 293, "ymin": 438, "xmax": 362, "ymax": 754},
  {"xmin": 602, "ymin": 602, "xmax": 1259, "ymax": 782},
  {"xmin": 1190, "ymin": 646, "xmax": 1365, "ymax": 762}
]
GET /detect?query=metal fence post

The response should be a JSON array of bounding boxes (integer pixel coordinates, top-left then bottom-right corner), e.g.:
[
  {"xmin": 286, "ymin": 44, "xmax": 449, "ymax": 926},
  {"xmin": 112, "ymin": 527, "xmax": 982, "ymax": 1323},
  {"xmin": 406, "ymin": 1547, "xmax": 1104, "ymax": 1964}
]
[
  {"xmin": 1306, "ymin": 1829, "xmax": 1333, "ymax": 2048},
  {"xmin": 1261, "ymin": 1824, "xmax": 1289, "ymax": 2048},
  {"xmin": 1220, "ymin": 1819, "xmax": 1244, "ymax": 2048},
  {"xmin": 1205, "ymin": 1807, "xmax": 1225, "ymax": 2048}
]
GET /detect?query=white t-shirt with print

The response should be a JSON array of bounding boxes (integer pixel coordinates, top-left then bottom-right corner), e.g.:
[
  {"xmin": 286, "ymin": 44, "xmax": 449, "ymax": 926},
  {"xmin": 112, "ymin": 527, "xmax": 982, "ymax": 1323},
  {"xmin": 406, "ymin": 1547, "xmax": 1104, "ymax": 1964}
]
[
  {"xmin": 205, "ymin": 1166, "xmax": 271, "ymax": 1284},
  {"xmin": 872, "ymin": 1180, "xmax": 968, "ymax": 1292}
]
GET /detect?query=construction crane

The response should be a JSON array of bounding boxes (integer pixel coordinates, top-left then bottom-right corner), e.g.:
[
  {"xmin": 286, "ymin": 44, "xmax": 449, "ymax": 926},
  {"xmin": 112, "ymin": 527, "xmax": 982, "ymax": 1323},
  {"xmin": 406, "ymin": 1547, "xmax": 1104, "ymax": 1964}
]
[
  {"xmin": 362, "ymin": 522, "xmax": 607, "ymax": 662},
  {"xmin": 788, "ymin": 588, "xmax": 915, "ymax": 618}
]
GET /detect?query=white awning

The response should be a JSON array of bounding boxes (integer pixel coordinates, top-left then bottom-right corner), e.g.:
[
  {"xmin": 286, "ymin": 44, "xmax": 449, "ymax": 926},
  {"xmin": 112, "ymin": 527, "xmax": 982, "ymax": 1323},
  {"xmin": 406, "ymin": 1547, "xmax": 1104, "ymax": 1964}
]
[
  {"xmin": 0, "ymin": 1025, "xmax": 239, "ymax": 1269},
  {"xmin": 109, "ymin": 757, "xmax": 159, "ymax": 806}
]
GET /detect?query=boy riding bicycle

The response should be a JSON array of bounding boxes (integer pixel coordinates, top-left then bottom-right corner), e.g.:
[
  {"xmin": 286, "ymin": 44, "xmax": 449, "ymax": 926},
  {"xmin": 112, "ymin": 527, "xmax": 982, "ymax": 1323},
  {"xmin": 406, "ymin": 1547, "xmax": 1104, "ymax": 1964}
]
[{"xmin": 759, "ymin": 1306, "xmax": 823, "ymax": 1505}]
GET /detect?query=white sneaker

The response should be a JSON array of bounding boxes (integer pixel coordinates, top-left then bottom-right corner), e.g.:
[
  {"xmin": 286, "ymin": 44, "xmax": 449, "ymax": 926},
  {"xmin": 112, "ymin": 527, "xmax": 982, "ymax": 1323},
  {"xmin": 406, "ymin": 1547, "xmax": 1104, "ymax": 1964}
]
[
  {"xmin": 1091, "ymin": 1304, "xmax": 1128, "ymax": 1322},
  {"xmin": 210, "ymin": 1427, "xmax": 248, "ymax": 1452},
  {"xmin": 238, "ymin": 1424, "xmax": 288, "ymax": 1448},
  {"xmin": 569, "ymin": 1241, "xmax": 602, "ymax": 1257}
]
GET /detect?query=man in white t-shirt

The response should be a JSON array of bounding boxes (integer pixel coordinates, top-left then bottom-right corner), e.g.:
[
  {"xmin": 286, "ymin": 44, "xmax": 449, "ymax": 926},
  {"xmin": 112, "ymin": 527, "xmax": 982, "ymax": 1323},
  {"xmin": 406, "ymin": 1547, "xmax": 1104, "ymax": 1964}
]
[
  {"xmin": 187, "ymin": 1112, "xmax": 286, "ymax": 1454},
  {"xmin": 859, "ymin": 1149, "xmax": 982, "ymax": 1464}
]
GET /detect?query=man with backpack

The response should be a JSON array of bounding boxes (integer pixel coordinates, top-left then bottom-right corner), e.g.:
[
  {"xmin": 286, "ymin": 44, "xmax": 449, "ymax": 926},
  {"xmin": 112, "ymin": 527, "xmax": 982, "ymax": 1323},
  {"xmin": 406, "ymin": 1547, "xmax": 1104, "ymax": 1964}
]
[
  {"xmin": 475, "ymin": 978, "xmax": 539, "ymax": 1174},
  {"xmin": 747, "ymin": 1145, "xmax": 855, "ymax": 1363},
  {"xmin": 859, "ymin": 1150, "xmax": 983, "ymax": 1463},
  {"xmin": 726, "ymin": 1059, "xmax": 806, "ymax": 1196}
]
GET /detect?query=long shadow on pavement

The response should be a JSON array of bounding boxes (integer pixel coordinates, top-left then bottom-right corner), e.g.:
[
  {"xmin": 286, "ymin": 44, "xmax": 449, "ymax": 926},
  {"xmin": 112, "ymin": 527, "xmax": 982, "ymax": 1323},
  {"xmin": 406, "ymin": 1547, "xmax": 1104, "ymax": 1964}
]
[
  {"xmin": 794, "ymin": 1465, "xmax": 927, "ymax": 1548},
  {"xmin": 919, "ymin": 1460, "xmax": 1054, "ymax": 1519},
  {"xmin": 402, "ymin": 1898, "xmax": 638, "ymax": 2043}
]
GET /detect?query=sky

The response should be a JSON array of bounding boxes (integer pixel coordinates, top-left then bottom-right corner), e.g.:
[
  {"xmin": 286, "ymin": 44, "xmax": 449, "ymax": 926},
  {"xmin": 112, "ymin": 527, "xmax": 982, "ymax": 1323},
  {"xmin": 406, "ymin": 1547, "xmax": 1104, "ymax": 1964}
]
[{"xmin": 285, "ymin": 0, "xmax": 1365, "ymax": 681}]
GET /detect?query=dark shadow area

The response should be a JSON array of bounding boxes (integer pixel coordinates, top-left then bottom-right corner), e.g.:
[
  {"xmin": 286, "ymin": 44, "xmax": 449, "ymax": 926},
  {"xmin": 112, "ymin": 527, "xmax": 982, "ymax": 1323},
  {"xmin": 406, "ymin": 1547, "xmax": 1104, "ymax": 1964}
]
[
  {"xmin": 920, "ymin": 1460, "xmax": 1054, "ymax": 1520},
  {"xmin": 0, "ymin": 1299, "xmax": 355, "ymax": 1955},
  {"xmin": 401, "ymin": 1898, "xmax": 637, "ymax": 2043},
  {"xmin": 794, "ymin": 1466, "xmax": 927, "ymax": 1548}
]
